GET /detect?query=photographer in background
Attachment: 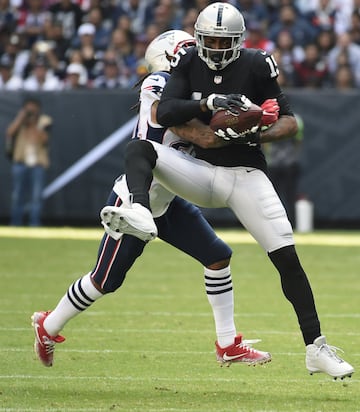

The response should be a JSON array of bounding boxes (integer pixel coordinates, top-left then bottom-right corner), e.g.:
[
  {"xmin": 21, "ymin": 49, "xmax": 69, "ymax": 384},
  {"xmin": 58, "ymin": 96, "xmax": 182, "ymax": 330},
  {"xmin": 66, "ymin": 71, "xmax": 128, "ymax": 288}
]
[{"xmin": 6, "ymin": 97, "xmax": 52, "ymax": 227}]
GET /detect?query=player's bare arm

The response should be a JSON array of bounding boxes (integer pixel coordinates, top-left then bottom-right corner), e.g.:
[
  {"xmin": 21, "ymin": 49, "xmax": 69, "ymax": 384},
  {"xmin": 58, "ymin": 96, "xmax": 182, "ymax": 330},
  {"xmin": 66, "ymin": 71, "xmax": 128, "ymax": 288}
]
[
  {"xmin": 260, "ymin": 114, "xmax": 298, "ymax": 144},
  {"xmin": 150, "ymin": 100, "xmax": 159, "ymax": 123},
  {"xmin": 170, "ymin": 119, "xmax": 229, "ymax": 149},
  {"xmin": 152, "ymin": 100, "xmax": 227, "ymax": 149}
]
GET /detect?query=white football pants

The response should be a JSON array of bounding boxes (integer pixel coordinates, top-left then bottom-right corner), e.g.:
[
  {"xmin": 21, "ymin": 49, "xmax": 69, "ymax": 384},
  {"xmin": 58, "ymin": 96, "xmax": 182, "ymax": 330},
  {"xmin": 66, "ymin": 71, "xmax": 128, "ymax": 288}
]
[{"xmin": 149, "ymin": 140, "xmax": 294, "ymax": 253}]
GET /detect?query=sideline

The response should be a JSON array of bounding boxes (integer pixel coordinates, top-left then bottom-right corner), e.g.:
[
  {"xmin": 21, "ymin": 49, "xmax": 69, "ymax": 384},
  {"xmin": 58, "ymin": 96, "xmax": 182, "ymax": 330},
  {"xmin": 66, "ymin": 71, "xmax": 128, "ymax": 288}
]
[{"xmin": 1, "ymin": 226, "xmax": 360, "ymax": 246}]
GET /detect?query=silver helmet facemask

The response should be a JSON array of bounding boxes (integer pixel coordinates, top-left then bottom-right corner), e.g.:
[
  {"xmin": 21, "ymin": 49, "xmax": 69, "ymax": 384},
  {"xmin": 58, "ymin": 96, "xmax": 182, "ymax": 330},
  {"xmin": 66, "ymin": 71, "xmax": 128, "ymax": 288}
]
[{"xmin": 195, "ymin": 3, "xmax": 246, "ymax": 71}]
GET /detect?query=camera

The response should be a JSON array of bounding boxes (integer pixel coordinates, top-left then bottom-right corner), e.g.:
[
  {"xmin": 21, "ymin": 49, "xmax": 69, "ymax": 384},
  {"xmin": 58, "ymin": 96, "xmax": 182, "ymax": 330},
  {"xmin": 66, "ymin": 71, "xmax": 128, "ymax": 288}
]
[
  {"xmin": 35, "ymin": 41, "xmax": 52, "ymax": 54},
  {"xmin": 25, "ymin": 110, "xmax": 37, "ymax": 118}
]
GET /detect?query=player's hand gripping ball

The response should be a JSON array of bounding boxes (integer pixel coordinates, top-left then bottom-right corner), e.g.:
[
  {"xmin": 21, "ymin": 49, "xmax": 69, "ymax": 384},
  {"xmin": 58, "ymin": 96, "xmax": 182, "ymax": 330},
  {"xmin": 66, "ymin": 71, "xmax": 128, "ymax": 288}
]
[
  {"xmin": 210, "ymin": 102, "xmax": 263, "ymax": 136},
  {"xmin": 259, "ymin": 98, "xmax": 279, "ymax": 126},
  {"xmin": 210, "ymin": 98, "xmax": 280, "ymax": 143}
]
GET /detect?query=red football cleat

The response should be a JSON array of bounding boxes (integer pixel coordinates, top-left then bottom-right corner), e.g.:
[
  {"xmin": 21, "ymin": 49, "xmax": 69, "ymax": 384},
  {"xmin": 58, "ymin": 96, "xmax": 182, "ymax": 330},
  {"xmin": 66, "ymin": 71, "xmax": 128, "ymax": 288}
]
[
  {"xmin": 31, "ymin": 311, "xmax": 65, "ymax": 367},
  {"xmin": 215, "ymin": 333, "xmax": 271, "ymax": 366}
]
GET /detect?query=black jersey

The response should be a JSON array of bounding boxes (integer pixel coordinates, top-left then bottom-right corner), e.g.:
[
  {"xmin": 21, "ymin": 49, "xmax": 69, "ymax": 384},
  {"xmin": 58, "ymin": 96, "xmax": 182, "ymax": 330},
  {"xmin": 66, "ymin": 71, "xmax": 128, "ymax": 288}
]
[{"xmin": 157, "ymin": 47, "xmax": 294, "ymax": 171}]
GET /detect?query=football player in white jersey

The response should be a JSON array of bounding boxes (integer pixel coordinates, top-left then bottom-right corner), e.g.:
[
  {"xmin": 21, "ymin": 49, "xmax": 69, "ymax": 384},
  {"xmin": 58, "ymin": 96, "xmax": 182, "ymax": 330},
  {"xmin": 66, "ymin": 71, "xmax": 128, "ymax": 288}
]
[
  {"xmin": 32, "ymin": 30, "xmax": 271, "ymax": 368},
  {"xmin": 104, "ymin": 4, "xmax": 354, "ymax": 380}
]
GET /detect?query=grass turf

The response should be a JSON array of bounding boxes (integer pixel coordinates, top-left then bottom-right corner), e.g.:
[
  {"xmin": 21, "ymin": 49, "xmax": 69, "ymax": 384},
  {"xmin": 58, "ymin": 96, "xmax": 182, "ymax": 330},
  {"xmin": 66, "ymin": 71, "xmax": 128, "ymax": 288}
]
[{"xmin": 0, "ymin": 227, "xmax": 359, "ymax": 411}]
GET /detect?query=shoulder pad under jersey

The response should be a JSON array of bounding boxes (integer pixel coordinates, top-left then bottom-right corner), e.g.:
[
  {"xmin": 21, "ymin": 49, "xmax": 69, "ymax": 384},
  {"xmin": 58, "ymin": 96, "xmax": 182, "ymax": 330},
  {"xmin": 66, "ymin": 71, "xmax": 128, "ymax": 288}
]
[
  {"xmin": 251, "ymin": 49, "xmax": 280, "ymax": 81},
  {"xmin": 170, "ymin": 46, "xmax": 196, "ymax": 72},
  {"xmin": 141, "ymin": 71, "xmax": 170, "ymax": 100}
]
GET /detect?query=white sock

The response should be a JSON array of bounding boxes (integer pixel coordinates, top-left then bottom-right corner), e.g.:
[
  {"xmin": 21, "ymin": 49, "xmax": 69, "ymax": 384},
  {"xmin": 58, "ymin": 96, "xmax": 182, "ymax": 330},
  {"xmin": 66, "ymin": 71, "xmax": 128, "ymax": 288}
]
[
  {"xmin": 44, "ymin": 273, "xmax": 103, "ymax": 336},
  {"xmin": 204, "ymin": 266, "xmax": 236, "ymax": 348}
]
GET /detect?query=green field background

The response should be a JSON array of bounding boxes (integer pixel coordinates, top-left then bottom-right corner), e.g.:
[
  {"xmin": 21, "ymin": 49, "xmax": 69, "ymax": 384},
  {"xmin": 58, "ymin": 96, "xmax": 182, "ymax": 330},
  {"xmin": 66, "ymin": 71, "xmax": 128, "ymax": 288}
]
[{"xmin": 0, "ymin": 228, "xmax": 359, "ymax": 411}]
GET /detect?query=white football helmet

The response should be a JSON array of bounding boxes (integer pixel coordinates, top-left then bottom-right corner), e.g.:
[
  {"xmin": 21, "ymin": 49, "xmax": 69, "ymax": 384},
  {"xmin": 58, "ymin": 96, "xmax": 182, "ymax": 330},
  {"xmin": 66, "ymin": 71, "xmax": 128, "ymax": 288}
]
[
  {"xmin": 194, "ymin": 2, "xmax": 246, "ymax": 71},
  {"xmin": 145, "ymin": 30, "xmax": 195, "ymax": 73}
]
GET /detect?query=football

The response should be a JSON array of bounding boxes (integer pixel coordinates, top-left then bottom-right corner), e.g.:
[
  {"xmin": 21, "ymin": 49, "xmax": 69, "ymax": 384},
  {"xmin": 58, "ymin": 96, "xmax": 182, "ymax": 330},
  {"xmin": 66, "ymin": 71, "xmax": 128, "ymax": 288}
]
[{"xmin": 210, "ymin": 103, "xmax": 263, "ymax": 134}]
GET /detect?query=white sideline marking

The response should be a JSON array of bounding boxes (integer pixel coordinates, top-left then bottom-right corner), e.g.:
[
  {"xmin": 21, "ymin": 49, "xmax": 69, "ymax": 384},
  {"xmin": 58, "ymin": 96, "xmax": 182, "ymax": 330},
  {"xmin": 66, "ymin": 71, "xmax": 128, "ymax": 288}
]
[
  {"xmin": 0, "ymin": 410, "xmax": 204, "ymax": 412},
  {"xmin": 2, "ymin": 309, "xmax": 359, "ymax": 318},
  {"xmin": 2, "ymin": 327, "xmax": 360, "ymax": 337},
  {"xmin": 0, "ymin": 347, "xmax": 299, "ymax": 355},
  {"xmin": 1, "ymin": 347, "xmax": 359, "ymax": 357},
  {"xmin": 0, "ymin": 410, "xmax": 195, "ymax": 412},
  {"xmin": 0, "ymin": 410, "xmax": 112, "ymax": 412},
  {"xmin": 2, "ymin": 227, "xmax": 360, "ymax": 247},
  {"xmin": 83, "ymin": 311, "xmax": 360, "ymax": 319},
  {"xmin": 1, "ymin": 375, "xmax": 357, "ymax": 384},
  {"xmin": 0, "ymin": 410, "xmax": 251, "ymax": 412}
]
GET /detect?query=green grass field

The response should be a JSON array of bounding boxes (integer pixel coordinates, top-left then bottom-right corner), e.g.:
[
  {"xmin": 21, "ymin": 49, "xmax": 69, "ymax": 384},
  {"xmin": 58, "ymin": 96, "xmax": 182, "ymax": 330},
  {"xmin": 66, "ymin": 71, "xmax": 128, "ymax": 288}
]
[{"xmin": 0, "ymin": 227, "xmax": 359, "ymax": 412}]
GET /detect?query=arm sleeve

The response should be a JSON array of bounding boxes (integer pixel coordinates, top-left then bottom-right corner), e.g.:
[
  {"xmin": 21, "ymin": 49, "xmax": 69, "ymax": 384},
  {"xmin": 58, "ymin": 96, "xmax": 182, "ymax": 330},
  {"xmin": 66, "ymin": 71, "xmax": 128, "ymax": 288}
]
[
  {"xmin": 276, "ymin": 92, "xmax": 294, "ymax": 117},
  {"xmin": 156, "ymin": 69, "xmax": 204, "ymax": 127}
]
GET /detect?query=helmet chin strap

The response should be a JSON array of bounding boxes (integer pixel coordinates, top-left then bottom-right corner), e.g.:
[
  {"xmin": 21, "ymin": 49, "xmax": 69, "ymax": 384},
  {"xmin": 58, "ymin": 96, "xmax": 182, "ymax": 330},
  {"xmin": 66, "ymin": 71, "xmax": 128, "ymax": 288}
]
[{"xmin": 165, "ymin": 50, "xmax": 173, "ymax": 62}]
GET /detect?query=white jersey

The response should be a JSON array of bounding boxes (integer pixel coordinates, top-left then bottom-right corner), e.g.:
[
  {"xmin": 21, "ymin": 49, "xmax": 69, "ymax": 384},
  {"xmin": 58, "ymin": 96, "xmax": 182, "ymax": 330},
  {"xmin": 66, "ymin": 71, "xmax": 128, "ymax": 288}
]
[
  {"xmin": 115, "ymin": 71, "xmax": 193, "ymax": 218},
  {"xmin": 134, "ymin": 72, "xmax": 194, "ymax": 154}
]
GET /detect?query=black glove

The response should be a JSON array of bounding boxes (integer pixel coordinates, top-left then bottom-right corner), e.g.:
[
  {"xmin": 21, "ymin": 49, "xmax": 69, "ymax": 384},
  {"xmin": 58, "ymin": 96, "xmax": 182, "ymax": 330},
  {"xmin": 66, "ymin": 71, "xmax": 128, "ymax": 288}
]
[
  {"xmin": 214, "ymin": 126, "xmax": 261, "ymax": 146},
  {"xmin": 206, "ymin": 93, "xmax": 252, "ymax": 114}
]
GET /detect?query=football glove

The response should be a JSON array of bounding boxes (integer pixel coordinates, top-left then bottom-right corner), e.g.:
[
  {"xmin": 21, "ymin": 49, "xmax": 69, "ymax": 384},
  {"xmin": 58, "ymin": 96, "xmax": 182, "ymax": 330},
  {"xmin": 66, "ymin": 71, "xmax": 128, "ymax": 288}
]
[
  {"xmin": 214, "ymin": 125, "xmax": 261, "ymax": 146},
  {"xmin": 206, "ymin": 93, "xmax": 252, "ymax": 115},
  {"xmin": 260, "ymin": 98, "xmax": 279, "ymax": 126}
]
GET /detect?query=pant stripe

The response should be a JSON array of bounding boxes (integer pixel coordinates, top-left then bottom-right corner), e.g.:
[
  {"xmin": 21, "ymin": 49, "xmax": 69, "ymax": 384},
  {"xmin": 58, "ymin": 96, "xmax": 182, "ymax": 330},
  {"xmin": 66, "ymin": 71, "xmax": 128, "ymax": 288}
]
[{"xmin": 100, "ymin": 237, "xmax": 123, "ymax": 289}]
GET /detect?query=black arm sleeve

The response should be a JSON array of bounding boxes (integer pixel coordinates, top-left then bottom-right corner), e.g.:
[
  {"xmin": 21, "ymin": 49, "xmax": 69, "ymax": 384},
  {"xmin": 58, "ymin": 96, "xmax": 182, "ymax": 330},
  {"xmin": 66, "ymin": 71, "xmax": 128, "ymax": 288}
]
[
  {"xmin": 156, "ymin": 70, "xmax": 205, "ymax": 127},
  {"xmin": 258, "ymin": 79, "xmax": 294, "ymax": 117},
  {"xmin": 276, "ymin": 92, "xmax": 294, "ymax": 117}
]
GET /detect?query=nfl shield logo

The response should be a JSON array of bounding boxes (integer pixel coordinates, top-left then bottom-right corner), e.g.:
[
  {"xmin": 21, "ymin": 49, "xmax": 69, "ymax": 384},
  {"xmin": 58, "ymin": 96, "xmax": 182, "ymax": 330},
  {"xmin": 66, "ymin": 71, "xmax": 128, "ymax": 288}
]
[{"xmin": 214, "ymin": 75, "xmax": 222, "ymax": 84}]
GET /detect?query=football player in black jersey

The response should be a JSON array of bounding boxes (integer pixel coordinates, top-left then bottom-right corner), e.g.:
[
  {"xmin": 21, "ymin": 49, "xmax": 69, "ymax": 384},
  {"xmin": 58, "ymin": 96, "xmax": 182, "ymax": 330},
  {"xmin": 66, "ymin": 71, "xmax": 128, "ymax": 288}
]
[
  {"xmin": 31, "ymin": 30, "xmax": 271, "ymax": 368},
  {"xmin": 105, "ymin": 3, "xmax": 354, "ymax": 379}
]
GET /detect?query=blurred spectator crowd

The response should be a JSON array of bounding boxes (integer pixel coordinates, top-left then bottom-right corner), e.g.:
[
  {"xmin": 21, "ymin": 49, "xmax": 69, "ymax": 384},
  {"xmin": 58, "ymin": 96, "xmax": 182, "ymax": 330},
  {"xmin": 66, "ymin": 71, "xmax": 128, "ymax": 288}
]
[{"xmin": 0, "ymin": 0, "xmax": 360, "ymax": 91}]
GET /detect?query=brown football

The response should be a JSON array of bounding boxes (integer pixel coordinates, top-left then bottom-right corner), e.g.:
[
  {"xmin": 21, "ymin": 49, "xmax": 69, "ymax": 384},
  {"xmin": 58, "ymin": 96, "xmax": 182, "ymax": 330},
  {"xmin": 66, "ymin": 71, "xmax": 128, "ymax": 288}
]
[{"xmin": 210, "ymin": 103, "xmax": 263, "ymax": 134}]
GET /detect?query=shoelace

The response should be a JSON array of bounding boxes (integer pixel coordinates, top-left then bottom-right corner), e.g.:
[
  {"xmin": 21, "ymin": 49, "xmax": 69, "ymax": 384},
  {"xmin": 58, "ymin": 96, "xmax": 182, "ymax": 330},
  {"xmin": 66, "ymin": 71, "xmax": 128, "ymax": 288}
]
[
  {"xmin": 238, "ymin": 339, "xmax": 262, "ymax": 353},
  {"xmin": 317, "ymin": 343, "xmax": 344, "ymax": 363},
  {"xmin": 43, "ymin": 336, "xmax": 57, "ymax": 355}
]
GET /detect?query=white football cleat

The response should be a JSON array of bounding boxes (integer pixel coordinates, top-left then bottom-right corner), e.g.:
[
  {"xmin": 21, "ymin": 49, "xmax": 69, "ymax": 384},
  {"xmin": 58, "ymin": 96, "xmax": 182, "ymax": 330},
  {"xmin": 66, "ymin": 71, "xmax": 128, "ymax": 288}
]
[
  {"xmin": 306, "ymin": 335, "xmax": 354, "ymax": 379},
  {"xmin": 100, "ymin": 203, "xmax": 158, "ymax": 242}
]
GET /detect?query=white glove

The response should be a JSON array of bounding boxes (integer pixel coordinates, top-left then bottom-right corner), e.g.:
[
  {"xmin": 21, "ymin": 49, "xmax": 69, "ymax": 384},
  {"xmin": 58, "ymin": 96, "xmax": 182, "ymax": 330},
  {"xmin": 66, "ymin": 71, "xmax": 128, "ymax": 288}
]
[{"xmin": 214, "ymin": 125, "xmax": 260, "ymax": 146}]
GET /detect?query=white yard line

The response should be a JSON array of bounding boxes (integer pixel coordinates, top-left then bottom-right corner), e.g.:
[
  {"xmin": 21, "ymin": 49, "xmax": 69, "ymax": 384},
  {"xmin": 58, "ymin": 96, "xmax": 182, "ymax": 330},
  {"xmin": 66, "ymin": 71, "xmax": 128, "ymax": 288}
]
[
  {"xmin": 0, "ymin": 374, "xmax": 356, "ymax": 383},
  {"xmin": 1, "ymin": 227, "xmax": 360, "ymax": 246},
  {"xmin": 2, "ymin": 310, "xmax": 360, "ymax": 318},
  {"xmin": 1, "ymin": 327, "xmax": 360, "ymax": 336}
]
